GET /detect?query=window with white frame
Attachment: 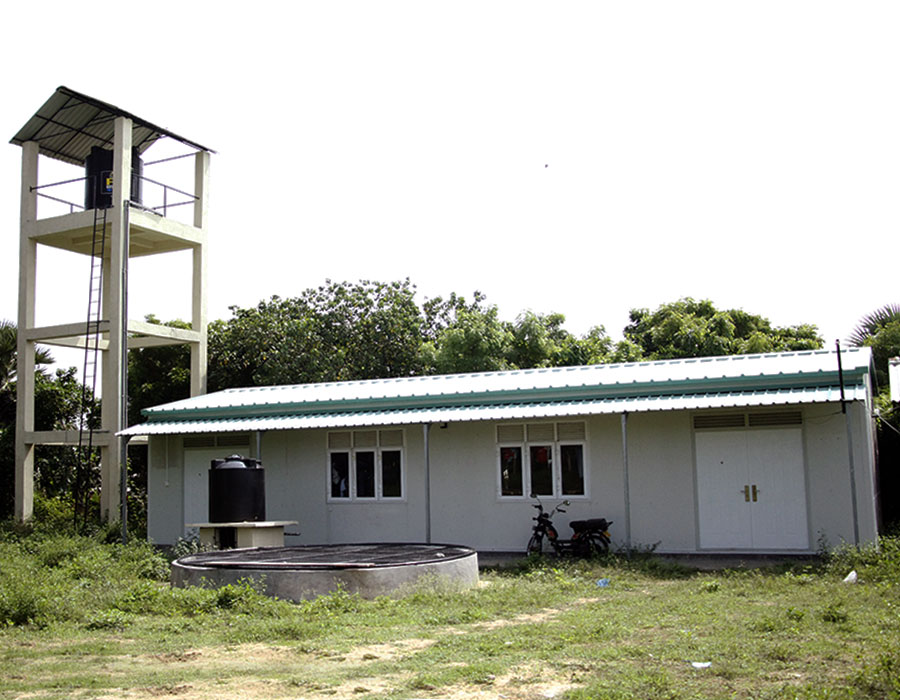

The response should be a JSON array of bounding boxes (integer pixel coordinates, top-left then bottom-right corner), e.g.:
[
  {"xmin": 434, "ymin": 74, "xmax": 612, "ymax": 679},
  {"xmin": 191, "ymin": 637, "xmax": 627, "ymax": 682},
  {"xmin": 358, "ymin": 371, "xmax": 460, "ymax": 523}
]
[
  {"xmin": 328, "ymin": 429, "xmax": 405, "ymax": 501},
  {"xmin": 497, "ymin": 421, "xmax": 587, "ymax": 498}
]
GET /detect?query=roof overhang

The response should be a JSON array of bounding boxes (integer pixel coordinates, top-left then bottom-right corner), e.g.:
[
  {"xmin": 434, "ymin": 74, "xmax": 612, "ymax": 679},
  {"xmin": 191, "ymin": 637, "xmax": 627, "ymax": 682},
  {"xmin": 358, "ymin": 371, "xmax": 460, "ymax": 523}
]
[
  {"xmin": 120, "ymin": 385, "xmax": 865, "ymax": 436},
  {"xmin": 10, "ymin": 86, "xmax": 214, "ymax": 165}
]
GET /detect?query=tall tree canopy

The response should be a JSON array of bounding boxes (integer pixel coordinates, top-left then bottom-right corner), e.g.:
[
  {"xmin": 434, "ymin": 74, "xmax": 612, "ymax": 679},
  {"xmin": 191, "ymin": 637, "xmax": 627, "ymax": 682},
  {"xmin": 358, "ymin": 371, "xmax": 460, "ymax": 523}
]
[
  {"xmin": 208, "ymin": 280, "xmax": 426, "ymax": 390},
  {"xmin": 623, "ymin": 298, "xmax": 823, "ymax": 361},
  {"xmin": 195, "ymin": 289, "xmax": 828, "ymax": 390}
]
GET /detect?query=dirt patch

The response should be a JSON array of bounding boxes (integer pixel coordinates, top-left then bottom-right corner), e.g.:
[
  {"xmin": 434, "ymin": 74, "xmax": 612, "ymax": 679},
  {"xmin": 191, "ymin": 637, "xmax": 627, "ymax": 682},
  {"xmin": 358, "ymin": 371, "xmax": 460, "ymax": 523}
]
[
  {"xmin": 341, "ymin": 637, "xmax": 436, "ymax": 663},
  {"xmin": 96, "ymin": 601, "xmax": 596, "ymax": 700}
]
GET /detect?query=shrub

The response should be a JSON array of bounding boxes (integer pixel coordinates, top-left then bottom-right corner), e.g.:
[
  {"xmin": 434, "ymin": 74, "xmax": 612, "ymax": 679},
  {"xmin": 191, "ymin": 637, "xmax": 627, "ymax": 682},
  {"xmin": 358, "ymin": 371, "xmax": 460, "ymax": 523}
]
[
  {"xmin": 85, "ymin": 609, "xmax": 132, "ymax": 631},
  {"xmin": 824, "ymin": 535, "xmax": 900, "ymax": 583},
  {"xmin": 0, "ymin": 557, "xmax": 72, "ymax": 627}
]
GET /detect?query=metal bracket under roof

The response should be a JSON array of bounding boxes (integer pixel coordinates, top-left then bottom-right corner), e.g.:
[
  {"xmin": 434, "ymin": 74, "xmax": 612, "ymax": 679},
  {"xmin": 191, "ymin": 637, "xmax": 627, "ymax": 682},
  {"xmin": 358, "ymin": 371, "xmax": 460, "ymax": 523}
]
[{"xmin": 9, "ymin": 85, "xmax": 215, "ymax": 166}]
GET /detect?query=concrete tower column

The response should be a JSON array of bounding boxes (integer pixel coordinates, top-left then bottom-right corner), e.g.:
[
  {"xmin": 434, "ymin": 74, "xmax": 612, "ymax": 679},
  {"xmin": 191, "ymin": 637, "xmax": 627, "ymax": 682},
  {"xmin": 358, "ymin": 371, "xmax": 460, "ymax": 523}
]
[
  {"xmin": 14, "ymin": 141, "xmax": 39, "ymax": 522},
  {"xmin": 99, "ymin": 116, "xmax": 132, "ymax": 521},
  {"xmin": 191, "ymin": 150, "xmax": 209, "ymax": 396}
]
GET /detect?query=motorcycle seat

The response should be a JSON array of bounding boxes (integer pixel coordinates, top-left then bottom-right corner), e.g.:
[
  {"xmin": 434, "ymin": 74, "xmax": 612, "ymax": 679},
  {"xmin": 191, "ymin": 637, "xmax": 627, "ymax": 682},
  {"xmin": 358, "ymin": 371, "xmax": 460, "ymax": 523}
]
[{"xmin": 570, "ymin": 518, "xmax": 610, "ymax": 532}]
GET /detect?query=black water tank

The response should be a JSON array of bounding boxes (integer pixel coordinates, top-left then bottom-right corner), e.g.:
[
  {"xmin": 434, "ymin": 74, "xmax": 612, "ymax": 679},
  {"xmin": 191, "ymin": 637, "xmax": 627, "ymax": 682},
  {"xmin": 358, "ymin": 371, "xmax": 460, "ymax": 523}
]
[
  {"xmin": 208, "ymin": 455, "xmax": 265, "ymax": 523},
  {"xmin": 84, "ymin": 146, "xmax": 143, "ymax": 209}
]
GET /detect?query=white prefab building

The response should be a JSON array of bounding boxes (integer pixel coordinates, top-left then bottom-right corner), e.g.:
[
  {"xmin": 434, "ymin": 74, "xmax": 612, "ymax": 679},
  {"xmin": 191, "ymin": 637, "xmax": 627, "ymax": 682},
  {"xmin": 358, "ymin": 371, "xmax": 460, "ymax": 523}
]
[{"xmin": 125, "ymin": 348, "xmax": 880, "ymax": 554}]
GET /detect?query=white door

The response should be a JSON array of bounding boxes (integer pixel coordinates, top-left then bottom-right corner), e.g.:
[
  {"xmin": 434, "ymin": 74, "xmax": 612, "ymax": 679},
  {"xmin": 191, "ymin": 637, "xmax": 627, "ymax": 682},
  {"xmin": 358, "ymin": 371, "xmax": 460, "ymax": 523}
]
[
  {"xmin": 183, "ymin": 448, "xmax": 219, "ymax": 528},
  {"xmin": 747, "ymin": 429, "xmax": 809, "ymax": 549},
  {"xmin": 696, "ymin": 428, "xmax": 809, "ymax": 550},
  {"xmin": 696, "ymin": 431, "xmax": 753, "ymax": 548}
]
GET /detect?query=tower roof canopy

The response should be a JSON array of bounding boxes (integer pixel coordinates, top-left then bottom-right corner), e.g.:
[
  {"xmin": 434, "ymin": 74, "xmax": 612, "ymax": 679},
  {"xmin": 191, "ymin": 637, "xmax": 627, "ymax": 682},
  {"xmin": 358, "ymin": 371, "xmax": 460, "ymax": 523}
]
[{"xmin": 9, "ymin": 85, "xmax": 214, "ymax": 165}]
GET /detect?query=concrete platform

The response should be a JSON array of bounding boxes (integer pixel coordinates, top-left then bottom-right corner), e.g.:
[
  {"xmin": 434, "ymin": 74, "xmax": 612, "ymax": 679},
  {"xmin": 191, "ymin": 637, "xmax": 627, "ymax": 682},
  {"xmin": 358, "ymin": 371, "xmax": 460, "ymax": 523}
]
[{"xmin": 172, "ymin": 543, "xmax": 479, "ymax": 601}]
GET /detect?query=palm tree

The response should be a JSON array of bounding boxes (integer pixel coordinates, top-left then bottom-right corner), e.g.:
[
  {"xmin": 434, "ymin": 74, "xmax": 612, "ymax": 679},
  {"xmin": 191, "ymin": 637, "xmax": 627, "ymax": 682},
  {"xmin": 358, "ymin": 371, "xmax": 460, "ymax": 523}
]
[
  {"xmin": 0, "ymin": 319, "xmax": 54, "ymax": 392},
  {"xmin": 848, "ymin": 303, "xmax": 900, "ymax": 347}
]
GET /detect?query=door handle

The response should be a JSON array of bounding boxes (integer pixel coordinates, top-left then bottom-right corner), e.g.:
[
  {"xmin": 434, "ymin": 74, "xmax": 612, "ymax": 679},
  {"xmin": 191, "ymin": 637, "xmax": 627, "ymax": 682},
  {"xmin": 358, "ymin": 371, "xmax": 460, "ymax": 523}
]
[
  {"xmin": 752, "ymin": 485, "xmax": 758, "ymax": 502},
  {"xmin": 743, "ymin": 485, "xmax": 750, "ymax": 502}
]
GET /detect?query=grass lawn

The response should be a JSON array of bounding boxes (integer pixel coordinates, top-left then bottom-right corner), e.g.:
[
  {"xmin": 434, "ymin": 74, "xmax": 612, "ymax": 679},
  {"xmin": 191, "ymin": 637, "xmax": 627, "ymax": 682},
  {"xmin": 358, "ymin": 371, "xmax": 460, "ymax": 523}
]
[{"xmin": 0, "ymin": 534, "xmax": 898, "ymax": 700}]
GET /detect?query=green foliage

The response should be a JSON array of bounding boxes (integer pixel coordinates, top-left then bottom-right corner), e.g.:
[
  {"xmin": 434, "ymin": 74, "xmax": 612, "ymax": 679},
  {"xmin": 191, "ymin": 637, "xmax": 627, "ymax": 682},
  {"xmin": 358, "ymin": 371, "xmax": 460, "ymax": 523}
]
[
  {"xmin": 0, "ymin": 319, "xmax": 54, "ymax": 393},
  {"xmin": 85, "ymin": 609, "xmax": 133, "ymax": 630},
  {"xmin": 422, "ymin": 305, "xmax": 513, "ymax": 374},
  {"xmin": 0, "ymin": 532, "xmax": 170, "ymax": 627},
  {"xmin": 820, "ymin": 601, "xmax": 849, "ymax": 624},
  {"xmin": 849, "ymin": 303, "xmax": 900, "ymax": 392},
  {"xmin": 208, "ymin": 280, "xmax": 426, "ymax": 389},
  {"xmin": 508, "ymin": 311, "xmax": 586, "ymax": 369},
  {"xmin": 0, "ymin": 367, "xmax": 93, "ymax": 520},
  {"xmin": 852, "ymin": 644, "xmax": 900, "ymax": 699},
  {"xmin": 207, "ymin": 282, "xmax": 620, "ymax": 385},
  {"xmin": 623, "ymin": 297, "xmax": 823, "ymax": 361},
  {"xmin": 128, "ymin": 315, "xmax": 192, "ymax": 426},
  {"xmin": 824, "ymin": 535, "xmax": 900, "ymax": 584}
]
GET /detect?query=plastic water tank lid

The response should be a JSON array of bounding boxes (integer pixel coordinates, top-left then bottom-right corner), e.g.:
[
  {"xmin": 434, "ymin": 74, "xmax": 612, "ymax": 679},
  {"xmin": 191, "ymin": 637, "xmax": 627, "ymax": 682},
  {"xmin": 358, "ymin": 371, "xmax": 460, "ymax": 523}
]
[{"xmin": 211, "ymin": 455, "xmax": 261, "ymax": 469}]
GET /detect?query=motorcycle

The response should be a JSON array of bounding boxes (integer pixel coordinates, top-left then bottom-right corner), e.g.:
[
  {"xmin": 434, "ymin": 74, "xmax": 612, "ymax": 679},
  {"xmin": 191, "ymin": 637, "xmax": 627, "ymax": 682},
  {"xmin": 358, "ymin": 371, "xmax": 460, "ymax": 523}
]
[{"xmin": 526, "ymin": 497, "xmax": 612, "ymax": 556}]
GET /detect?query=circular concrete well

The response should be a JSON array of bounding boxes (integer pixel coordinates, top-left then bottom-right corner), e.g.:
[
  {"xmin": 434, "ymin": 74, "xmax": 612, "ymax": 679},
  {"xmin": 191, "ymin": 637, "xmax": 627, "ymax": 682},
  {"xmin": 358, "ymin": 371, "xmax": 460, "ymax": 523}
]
[{"xmin": 171, "ymin": 543, "xmax": 479, "ymax": 601}]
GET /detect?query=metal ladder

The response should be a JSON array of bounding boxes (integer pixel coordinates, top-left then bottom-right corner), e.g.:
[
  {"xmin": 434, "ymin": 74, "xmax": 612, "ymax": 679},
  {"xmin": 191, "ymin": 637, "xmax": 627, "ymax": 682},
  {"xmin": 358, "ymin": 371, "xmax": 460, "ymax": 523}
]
[{"xmin": 74, "ymin": 202, "xmax": 107, "ymax": 530}]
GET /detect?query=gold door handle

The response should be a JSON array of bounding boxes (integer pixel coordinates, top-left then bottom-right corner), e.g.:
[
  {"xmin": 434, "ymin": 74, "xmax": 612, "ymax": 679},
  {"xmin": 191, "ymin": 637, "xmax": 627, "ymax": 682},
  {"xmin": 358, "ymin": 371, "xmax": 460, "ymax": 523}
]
[
  {"xmin": 752, "ymin": 485, "xmax": 758, "ymax": 502},
  {"xmin": 743, "ymin": 485, "xmax": 750, "ymax": 502}
]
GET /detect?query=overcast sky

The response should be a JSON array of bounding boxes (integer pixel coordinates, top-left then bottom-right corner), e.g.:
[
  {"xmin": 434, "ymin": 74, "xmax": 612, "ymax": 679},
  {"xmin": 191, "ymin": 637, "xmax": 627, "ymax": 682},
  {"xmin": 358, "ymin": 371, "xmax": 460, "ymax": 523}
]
[{"xmin": 2, "ymin": 1, "xmax": 898, "ymax": 371}]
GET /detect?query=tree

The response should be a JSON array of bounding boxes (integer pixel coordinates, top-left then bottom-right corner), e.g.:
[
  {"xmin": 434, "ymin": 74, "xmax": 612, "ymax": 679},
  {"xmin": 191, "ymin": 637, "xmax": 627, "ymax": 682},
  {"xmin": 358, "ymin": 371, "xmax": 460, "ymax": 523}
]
[
  {"xmin": 421, "ymin": 305, "xmax": 513, "ymax": 375},
  {"xmin": 849, "ymin": 303, "xmax": 900, "ymax": 530},
  {"xmin": 508, "ymin": 311, "xmax": 584, "ymax": 369},
  {"xmin": 0, "ymin": 319, "xmax": 54, "ymax": 392},
  {"xmin": 579, "ymin": 326, "xmax": 615, "ymax": 365},
  {"xmin": 127, "ymin": 315, "xmax": 192, "ymax": 426},
  {"xmin": 208, "ymin": 280, "xmax": 426, "ymax": 390},
  {"xmin": 1, "ymin": 321, "xmax": 79, "ymax": 519},
  {"xmin": 848, "ymin": 303, "xmax": 900, "ymax": 390},
  {"xmin": 420, "ymin": 291, "xmax": 489, "ymax": 345},
  {"xmin": 0, "ymin": 365, "xmax": 90, "ymax": 520},
  {"xmin": 623, "ymin": 298, "xmax": 823, "ymax": 360},
  {"xmin": 422, "ymin": 304, "xmax": 606, "ymax": 374}
]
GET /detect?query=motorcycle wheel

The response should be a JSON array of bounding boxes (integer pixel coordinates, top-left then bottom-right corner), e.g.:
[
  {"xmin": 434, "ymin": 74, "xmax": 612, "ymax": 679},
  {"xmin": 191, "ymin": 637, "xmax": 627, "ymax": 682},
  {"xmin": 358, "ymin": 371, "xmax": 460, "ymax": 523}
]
[
  {"xmin": 526, "ymin": 534, "xmax": 543, "ymax": 555},
  {"xmin": 586, "ymin": 535, "xmax": 610, "ymax": 555}
]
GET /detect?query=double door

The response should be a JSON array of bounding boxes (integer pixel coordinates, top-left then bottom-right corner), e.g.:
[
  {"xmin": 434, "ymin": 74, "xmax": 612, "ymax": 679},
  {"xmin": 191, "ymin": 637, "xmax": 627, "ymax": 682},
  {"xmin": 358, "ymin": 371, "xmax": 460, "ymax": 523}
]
[{"xmin": 695, "ymin": 428, "xmax": 809, "ymax": 550}]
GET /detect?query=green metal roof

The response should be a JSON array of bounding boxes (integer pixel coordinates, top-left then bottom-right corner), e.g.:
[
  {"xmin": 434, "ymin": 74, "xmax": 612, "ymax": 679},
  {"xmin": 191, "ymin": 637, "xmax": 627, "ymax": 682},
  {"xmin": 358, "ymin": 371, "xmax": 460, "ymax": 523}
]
[{"xmin": 121, "ymin": 348, "xmax": 872, "ymax": 436}]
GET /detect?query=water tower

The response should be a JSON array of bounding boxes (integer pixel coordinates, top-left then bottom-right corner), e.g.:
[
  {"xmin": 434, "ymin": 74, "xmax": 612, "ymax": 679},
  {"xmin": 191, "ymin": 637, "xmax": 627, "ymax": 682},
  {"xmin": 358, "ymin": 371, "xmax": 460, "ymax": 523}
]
[{"xmin": 10, "ymin": 86, "xmax": 213, "ymax": 524}]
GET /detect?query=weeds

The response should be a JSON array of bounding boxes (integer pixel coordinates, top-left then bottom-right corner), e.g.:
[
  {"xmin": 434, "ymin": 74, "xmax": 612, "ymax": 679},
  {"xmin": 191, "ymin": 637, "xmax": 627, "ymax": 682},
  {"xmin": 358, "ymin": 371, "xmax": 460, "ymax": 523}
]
[{"xmin": 0, "ymin": 534, "xmax": 898, "ymax": 699}]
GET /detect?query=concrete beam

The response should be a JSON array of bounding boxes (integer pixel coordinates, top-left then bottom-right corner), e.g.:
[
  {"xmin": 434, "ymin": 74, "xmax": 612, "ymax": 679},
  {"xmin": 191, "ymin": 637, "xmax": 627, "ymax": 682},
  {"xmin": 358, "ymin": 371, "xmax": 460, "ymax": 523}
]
[
  {"xmin": 26, "ymin": 321, "xmax": 110, "ymax": 341},
  {"xmin": 128, "ymin": 320, "xmax": 201, "ymax": 343},
  {"xmin": 25, "ymin": 430, "xmax": 113, "ymax": 447}
]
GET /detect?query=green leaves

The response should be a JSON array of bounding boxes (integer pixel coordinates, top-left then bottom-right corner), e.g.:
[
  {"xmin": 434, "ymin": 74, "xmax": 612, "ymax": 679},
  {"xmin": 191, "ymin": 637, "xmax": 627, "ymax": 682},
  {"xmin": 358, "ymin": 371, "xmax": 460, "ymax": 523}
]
[
  {"xmin": 624, "ymin": 297, "xmax": 824, "ymax": 361},
  {"xmin": 208, "ymin": 280, "xmax": 427, "ymax": 389}
]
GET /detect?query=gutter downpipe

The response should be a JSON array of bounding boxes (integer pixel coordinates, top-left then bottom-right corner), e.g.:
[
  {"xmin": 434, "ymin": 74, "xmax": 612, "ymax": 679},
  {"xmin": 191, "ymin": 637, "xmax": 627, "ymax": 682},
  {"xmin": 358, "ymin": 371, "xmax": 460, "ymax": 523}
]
[
  {"xmin": 423, "ymin": 423, "xmax": 432, "ymax": 543},
  {"xmin": 836, "ymin": 342, "xmax": 860, "ymax": 547},
  {"xmin": 621, "ymin": 412, "xmax": 632, "ymax": 555}
]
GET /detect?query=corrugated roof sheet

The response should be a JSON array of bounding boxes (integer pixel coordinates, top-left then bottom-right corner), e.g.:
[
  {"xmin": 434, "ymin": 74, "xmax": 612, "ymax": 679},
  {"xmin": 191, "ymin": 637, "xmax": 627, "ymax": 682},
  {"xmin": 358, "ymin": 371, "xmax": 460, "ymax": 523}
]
[
  {"xmin": 143, "ymin": 348, "xmax": 872, "ymax": 417},
  {"xmin": 122, "ymin": 348, "xmax": 872, "ymax": 436},
  {"xmin": 120, "ymin": 385, "xmax": 866, "ymax": 436},
  {"xmin": 10, "ymin": 86, "xmax": 214, "ymax": 165}
]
